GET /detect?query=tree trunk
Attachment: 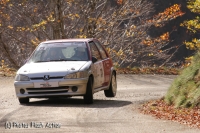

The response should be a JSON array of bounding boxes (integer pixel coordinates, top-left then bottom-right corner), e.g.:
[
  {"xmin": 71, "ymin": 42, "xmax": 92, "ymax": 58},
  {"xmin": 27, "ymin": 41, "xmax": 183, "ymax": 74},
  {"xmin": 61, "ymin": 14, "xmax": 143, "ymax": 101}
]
[
  {"xmin": 0, "ymin": 34, "xmax": 19, "ymax": 69},
  {"xmin": 51, "ymin": 0, "xmax": 65, "ymax": 39}
]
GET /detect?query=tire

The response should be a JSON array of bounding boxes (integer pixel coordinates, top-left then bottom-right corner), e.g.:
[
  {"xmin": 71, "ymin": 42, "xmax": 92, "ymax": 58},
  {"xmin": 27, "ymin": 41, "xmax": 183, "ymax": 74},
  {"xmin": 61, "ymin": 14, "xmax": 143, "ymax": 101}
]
[
  {"xmin": 18, "ymin": 98, "xmax": 29, "ymax": 104},
  {"xmin": 83, "ymin": 77, "xmax": 93, "ymax": 104},
  {"xmin": 104, "ymin": 73, "xmax": 117, "ymax": 97}
]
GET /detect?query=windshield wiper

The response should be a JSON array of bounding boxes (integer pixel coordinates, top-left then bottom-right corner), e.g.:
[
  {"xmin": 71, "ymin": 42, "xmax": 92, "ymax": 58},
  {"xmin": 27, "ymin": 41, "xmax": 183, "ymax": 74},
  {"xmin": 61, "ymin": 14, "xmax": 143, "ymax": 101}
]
[
  {"xmin": 35, "ymin": 61, "xmax": 48, "ymax": 63},
  {"xmin": 67, "ymin": 59, "xmax": 79, "ymax": 61},
  {"xmin": 49, "ymin": 59, "xmax": 68, "ymax": 61}
]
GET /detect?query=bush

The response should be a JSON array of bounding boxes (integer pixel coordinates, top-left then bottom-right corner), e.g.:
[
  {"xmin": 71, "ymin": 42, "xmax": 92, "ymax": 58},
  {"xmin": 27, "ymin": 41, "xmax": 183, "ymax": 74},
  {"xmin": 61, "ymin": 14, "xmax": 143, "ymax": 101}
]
[{"xmin": 165, "ymin": 51, "xmax": 200, "ymax": 108}]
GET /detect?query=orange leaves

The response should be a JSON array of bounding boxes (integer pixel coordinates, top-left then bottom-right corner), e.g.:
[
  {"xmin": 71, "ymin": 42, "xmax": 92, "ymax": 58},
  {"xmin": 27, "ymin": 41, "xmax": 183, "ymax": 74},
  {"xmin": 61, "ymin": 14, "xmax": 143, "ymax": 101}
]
[
  {"xmin": 0, "ymin": 60, "xmax": 16, "ymax": 76},
  {"xmin": 184, "ymin": 38, "xmax": 200, "ymax": 50},
  {"xmin": 163, "ymin": 4, "xmax": 181, "ymax": 15},
  {"xmin": 68, "ymin": 13, "xmax": 80, "ymax": 20},
  {"xmin": 142, "ymin": 32, "xmax": 169, "ymax": 46},
  {"xmin": 47, "ymin": 13, "xmax": 55, "ymax": 22},
  {"xmin": 66, "ymin": 0, "xmax": 74, "ymax": 4},
  {"xmin": 33, "ymin": 8, "xmax": 37, "ymax": 13},
  {"xmin": 106, "ymin": 47, "xmax": 127, "ymax": 61},
  {"xmin": 150, "ymin": 4, "xmax": 184, "ymax": 27},
  {"xmin": 181, "ymin": 0, "xmax": 200, "ymax": 51},
  {"xmin": 187, "ymin": 0, "xmax": 200, "ymax": 13},
  {"xmin": 116, "ymin": 67, "xmax": 179, "ymax": 75},
  {"xmin": 16, "ymin": 14, "xmax": 53, "ymax": 32},
  {"xmin": 160, "ymin": 32, "xmax": 169, "ymax": 41},
  {"xmin": 74, "ymin": 14, "xmax": 80, "ymax": 18},
  {"xmin": 17, "ymin": 27, "xmax": 29, "ymax": 32},
  {"xmin": 181, "ymin": 56, "xmax": 193, "ymax": 68},
  {"xmin": 141, "ymin": 100, "xmax": 200, "ymax": 128},
  {"xmin": 7, "ymin": 25, "xmax": 13, "ymax": 29},
  {"xmin": 141, "ymin": 32, "xmax": 170, "ymax": 59},
  {"xmin": 162, "ymin": 4, "xmax": 183, "ymax": 17},
  {"xmin": 0, "ymin": 0, "xmax": 10, "ymax": 5},
  {"xmin": 148, "ymin": 53, "xmax": 154, "ymax": 56},
  {"xmin": 97, "ymin": 17, "xmax": 106, "ymax": 25},
  {"xmin": 117, "ymin": 0, "xmax": 123, "ymax": 5},
  {"xmin": 76, "ymin": 34, "xmax": 87, "ymax": 38},
  {"xmin": 142, "ymin": 39, "xmax": 153, "ymax": 46},
  {"xmin": 117, "ymin": 48, "xmax": 124, "ymax": 56},
  {"xmin": 1, "ymin": 60, "xmax": 4, "ymax": 68},
  {"xmin": 0, "ymin": 12, "xmax": 10, "ymax": 20},
  {"xmin": 31, "ymin": 38, "xmax": 40, "ymax": 46}
]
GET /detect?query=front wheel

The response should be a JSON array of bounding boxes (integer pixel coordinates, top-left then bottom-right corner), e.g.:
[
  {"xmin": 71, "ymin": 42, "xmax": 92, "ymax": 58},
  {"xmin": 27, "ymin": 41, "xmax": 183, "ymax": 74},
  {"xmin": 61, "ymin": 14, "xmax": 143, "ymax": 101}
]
[
  {"xmin": 83, "ymin": 77, "xmax": 93, "ymax": 104},
  {"xmin": 18, "ymin": 98, "xmax": 29, "ymax": 104},
  {"xmin": 104, "ymin": 73, "xmax": 117, "ymax": 97}
]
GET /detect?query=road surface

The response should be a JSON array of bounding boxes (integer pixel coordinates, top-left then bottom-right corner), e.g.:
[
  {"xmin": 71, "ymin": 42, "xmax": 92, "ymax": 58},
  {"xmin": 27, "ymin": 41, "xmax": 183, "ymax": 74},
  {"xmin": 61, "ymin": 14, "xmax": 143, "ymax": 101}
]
[{"xmin": 0, "ymin": 74, "xmax": 199, "ymax": 133}]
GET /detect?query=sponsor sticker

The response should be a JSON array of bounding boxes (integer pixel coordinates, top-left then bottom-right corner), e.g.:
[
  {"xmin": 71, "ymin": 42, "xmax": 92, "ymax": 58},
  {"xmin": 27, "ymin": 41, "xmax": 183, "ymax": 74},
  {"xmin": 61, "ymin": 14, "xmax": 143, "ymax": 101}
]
[{"xmin": 34, "ymin": 82, "xmax": 58, "ymax": 88}]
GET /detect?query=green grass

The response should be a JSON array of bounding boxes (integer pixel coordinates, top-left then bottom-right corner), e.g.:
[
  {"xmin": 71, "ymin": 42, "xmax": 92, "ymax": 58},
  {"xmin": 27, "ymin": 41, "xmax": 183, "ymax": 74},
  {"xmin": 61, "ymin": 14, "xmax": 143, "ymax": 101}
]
[{"xmin": 165, "ymin": 51, "xmax": 200, "ymax": 108}]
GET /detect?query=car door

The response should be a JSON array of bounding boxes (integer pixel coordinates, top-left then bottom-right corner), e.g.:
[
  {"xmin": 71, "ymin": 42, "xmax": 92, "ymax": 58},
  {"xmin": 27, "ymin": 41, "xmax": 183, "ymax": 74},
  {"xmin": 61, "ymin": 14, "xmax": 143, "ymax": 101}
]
[
  {"xmin": 94, "ymin": 40, "xmax": 112, "ymax": 86},
  {"xmin": 88, "ymin": 41, "xmax": 104, "ymax": 89}
]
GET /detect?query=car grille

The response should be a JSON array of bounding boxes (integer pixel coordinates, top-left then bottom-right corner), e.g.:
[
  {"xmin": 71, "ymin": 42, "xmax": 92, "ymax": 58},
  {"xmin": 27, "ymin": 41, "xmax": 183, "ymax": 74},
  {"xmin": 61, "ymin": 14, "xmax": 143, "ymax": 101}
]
[
  {"xmin": 26, "ymin": 86, "xmax": 69, "ymax": 94},
  {"xmin": 30, "ymin": 76, "xmax": 64, "ymax": 80}
]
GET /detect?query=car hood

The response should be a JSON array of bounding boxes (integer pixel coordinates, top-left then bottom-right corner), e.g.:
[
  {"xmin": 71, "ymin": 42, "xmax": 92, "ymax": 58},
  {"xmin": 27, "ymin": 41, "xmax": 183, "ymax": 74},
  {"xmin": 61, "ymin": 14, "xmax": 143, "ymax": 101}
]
[{"xmin": 17, "ymin": 61, "xmax": 88, "ymax": 76}]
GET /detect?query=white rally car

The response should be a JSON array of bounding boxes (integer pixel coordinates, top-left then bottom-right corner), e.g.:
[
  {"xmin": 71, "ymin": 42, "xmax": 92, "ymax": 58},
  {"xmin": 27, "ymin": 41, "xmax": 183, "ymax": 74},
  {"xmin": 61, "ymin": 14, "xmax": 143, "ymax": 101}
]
[{"xmin": 14, "ymin": 38, "xmax": 117, "ymax": 104}]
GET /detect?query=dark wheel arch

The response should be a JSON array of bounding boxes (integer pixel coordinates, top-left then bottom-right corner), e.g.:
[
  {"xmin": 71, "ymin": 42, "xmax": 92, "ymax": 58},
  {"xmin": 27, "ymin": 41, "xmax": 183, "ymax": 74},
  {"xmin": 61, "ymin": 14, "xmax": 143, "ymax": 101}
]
[
  {"xmin": 104, "ymin": 71, "xmax": 117, "ymax": 97},
  {"xmin": 83, "ymin": 75, "xmax": 94, "ymax": 104}
]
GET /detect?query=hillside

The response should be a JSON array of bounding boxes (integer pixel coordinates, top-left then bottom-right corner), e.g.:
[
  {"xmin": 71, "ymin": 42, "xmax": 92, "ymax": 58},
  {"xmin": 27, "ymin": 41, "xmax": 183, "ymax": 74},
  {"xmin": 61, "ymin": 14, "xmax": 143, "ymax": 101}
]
[{"xmin": 165, "ymin": 51, "xmax": 200, "ymax": 108}]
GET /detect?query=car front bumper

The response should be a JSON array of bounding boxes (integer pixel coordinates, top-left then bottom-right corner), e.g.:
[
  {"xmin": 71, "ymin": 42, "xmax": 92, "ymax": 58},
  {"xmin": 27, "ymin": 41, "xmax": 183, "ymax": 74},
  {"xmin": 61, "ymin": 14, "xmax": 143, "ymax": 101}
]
[{"xmin": 14, "ymin": 78, "xmax": 88, "ymax": 98}]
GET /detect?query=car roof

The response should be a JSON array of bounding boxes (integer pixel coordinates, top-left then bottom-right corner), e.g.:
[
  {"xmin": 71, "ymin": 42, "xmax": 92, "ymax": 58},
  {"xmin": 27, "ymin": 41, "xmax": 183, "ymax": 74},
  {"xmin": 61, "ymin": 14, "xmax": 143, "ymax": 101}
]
[{"xmin": 41, "ymin": 38, "xmax": 94, "ymax": 44}]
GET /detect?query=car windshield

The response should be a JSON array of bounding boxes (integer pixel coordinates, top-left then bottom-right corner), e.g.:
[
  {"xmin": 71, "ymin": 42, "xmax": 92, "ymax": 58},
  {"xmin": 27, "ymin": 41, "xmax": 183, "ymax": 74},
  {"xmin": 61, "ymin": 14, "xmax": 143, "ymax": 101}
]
[{"xmin": 28, "ymin": 42, "xmax": 89, "ymax": 63}]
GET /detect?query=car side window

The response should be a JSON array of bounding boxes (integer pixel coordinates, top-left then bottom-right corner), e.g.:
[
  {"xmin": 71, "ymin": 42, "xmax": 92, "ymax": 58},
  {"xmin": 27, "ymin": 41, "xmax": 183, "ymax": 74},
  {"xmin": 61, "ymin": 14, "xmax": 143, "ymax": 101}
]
[
  {"xmin": 89, "ymin": 41, "xmax": 101, "ymax": 61},
  {"xmin": 94, "ymin": 40, "xmax": 107, "ymax": 59}
]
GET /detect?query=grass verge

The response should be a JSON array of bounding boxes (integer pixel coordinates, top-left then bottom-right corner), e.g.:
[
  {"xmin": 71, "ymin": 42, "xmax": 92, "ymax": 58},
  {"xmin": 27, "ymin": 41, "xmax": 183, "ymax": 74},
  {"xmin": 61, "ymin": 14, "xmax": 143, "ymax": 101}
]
[{"xmin": 165, "ymin": 51, "xmax": 200, "ymax": 108}]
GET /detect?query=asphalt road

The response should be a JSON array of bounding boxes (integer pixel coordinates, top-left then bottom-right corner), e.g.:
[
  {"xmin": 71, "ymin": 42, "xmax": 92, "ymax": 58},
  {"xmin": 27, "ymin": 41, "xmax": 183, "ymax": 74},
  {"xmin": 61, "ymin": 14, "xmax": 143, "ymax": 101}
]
[{"xmin": 0, "ymin": 75, "xmax": 199, "ymax": 133}]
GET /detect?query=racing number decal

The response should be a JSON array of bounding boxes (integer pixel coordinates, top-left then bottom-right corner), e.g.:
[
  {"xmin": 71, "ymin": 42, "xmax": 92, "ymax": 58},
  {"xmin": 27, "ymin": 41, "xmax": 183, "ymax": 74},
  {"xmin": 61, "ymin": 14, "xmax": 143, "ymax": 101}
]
[
  {"xmin": 102, "ymin": 60, "xmax": 111, "ymax": 86},
  {"xmin": 93, "ymin": 61, "xmax": 104, "ymax": 88},
  {"xmin": 97, "ymin": 62, "xmax": 104, "ymax": 87}
]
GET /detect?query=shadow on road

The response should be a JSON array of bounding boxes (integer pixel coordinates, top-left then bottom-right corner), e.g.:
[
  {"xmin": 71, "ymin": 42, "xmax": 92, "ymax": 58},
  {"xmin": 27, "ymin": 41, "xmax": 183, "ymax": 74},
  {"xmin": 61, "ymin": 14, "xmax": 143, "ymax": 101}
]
[{"xmin": 23, "ymin": 97, "xmax": 132, "ymax": 108}]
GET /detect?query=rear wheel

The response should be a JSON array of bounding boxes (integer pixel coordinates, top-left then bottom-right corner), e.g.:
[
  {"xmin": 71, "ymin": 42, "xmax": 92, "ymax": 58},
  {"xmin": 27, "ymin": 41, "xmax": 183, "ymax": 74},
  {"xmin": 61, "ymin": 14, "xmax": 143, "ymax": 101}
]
[
  {"xmin": 18, "ymin": 98, "xmax": 29, "ymax": 104},
  {"xmin": 84, "ymin": 77, "xmax": 93, "ymax": 104},
  {"xmin": 104, "ymin": 73, "xmax": 117, "ymax": 97}
]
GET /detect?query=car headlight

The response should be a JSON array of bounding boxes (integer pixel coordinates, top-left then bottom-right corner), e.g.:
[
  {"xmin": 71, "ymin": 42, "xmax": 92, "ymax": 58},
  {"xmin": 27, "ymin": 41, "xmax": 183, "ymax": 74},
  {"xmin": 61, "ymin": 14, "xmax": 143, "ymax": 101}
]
[
  {"xmin": 64, "ymin": 71, "xmax": 88, "ymax": 79},
  {"xmin": 65, "ymin": 73, "xmax": 77, "ymax": 79},
  {"xmin": 15, "ymin": 74, "xmax": 30, "ymax": 81}
]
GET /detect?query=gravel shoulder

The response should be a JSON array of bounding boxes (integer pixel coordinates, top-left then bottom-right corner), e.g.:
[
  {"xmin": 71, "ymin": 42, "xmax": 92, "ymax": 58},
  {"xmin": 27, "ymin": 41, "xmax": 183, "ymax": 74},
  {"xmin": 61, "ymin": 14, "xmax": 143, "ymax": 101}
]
[{"xmin": 0, "ymin": 75, "xmax": 199, "ymax": 133}]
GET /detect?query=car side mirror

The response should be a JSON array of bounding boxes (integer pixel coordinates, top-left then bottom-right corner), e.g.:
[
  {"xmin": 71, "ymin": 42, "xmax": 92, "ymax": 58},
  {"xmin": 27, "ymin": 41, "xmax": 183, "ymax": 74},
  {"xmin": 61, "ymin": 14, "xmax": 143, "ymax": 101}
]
[{"xmin": 92, "ymin": 56, "xmax": 98, "ymax": 63}]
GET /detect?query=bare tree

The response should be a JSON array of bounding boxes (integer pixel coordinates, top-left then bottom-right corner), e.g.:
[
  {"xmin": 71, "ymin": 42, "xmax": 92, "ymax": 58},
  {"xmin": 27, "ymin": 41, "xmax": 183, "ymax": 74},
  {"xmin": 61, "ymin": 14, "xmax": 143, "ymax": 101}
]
[{"xmin": 0, "ymin": 0, "xmax": 183, "ymax": 68}]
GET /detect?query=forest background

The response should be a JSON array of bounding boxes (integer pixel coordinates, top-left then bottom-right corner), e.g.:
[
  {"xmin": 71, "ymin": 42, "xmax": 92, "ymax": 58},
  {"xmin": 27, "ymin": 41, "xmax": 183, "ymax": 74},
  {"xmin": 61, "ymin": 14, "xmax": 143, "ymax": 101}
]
[{"xmin": 0, "ymin": 0, "xmax": 197, "ymax": 72}]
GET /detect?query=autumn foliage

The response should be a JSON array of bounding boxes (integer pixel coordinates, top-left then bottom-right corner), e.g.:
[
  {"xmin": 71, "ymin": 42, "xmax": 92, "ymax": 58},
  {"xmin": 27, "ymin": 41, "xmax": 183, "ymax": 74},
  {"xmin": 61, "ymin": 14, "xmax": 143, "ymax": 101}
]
[
  {"xmin": 163, "ymin": 0, "xmax": 200, "ymax": 109},
  {"xmin": 149, "ymin": 4, "xmax": 184, "ymax": 27},
  {"xmin": 117, "ymin": 0, "xmax": 123, "ymax": 5},
  {"xmin": 0, "ymin": 0, "xmax": 184, "ymax": 68},
  {"xmin": 116, "ymin": 67, "xmax": 179, "ymax": 75},
  {"xmin": 141, "ymin": 100, "xmax": 200, "ymax": 128},
  {"xmin": 181, "ymin": 0, "xmax": 200, "ymax": 50},
  {"xmin": 0, "ymin": 60, "xmax": 16, "ymax": 76}
]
